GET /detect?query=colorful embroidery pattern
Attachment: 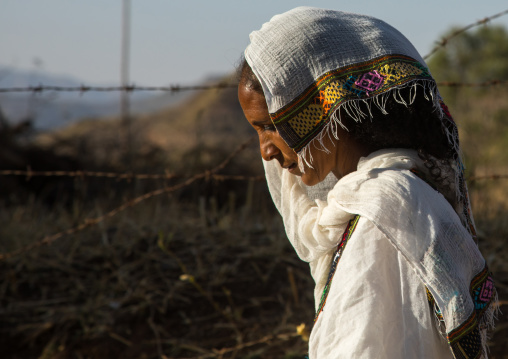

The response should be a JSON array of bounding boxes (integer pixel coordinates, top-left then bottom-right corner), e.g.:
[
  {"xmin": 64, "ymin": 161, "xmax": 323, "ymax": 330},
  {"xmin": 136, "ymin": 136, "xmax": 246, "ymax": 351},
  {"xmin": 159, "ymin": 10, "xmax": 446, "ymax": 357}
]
[
  {"xmin": 426, "ymin": 266, "xmax": 495, "ymax": 359},
  {"xmin": 426, "ymin": 287, "xmax": 444, "ymax": 323},
  {"xmin": 354, "ymin": 70, "xmax": 386, "ymax": 94},
  {"xmin": 449, "ymin": 266, "xmax": 495, "ymax": 358},
  {"xmin": 314, "ymin": 215, "xmax": 360, "ymax": 324},
  {"xmin": 269, "ymin": 55, "xmax": 432, "ymax": 152}
]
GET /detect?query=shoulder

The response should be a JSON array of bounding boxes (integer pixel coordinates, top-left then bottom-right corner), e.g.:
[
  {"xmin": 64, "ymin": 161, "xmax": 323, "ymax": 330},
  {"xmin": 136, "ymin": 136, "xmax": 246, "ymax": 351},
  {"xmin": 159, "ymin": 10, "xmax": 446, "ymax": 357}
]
[
  {"xmin": 330, "ymin": 165, "xmax": 446, "ymax": 213},
  {"xmin": 328, "ymin": 165, "xmax": 467, "ymax": 250}
]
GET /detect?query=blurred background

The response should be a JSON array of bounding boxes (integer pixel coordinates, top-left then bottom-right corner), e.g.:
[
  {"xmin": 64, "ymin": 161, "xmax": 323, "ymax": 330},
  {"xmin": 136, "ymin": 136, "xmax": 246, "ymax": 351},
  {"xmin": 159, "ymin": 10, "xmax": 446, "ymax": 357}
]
[{"xmin": 1, "ymin": 1, "xmax": 507, "ymax": 358}]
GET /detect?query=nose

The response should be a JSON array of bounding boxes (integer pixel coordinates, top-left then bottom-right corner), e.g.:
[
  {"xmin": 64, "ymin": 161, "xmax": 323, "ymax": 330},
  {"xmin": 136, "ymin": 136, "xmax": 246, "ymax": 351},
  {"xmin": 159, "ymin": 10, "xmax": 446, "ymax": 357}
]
[{"xmin": 259, "ymin": 136, "xmax": 280, "ymax": 161}]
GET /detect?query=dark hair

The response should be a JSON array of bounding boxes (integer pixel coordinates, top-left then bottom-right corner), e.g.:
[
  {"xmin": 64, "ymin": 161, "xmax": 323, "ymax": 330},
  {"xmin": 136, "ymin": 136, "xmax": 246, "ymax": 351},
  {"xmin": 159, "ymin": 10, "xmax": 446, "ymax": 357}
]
[
  {"xmin": 341, "ymin": 88, "xmax": 454, "ymax": 161},
  {"xmin": 239, "ymin": 59, "xmax": 264, "ymax": 94}
]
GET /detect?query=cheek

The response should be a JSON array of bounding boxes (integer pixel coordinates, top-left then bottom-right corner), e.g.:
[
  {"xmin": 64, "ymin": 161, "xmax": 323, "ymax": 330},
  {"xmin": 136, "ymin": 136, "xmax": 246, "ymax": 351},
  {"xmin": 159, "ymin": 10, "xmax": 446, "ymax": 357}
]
[
  {"xmin": 301, "ymin": 152, "xmax": 331, "ymax": 185},
  {"xmin": 300, "ymin": 165, "xmax": 321, "ymax": 186},
  {"xmin": 273, "ymin": 136, "xmax": 290, "ymax": 151}
]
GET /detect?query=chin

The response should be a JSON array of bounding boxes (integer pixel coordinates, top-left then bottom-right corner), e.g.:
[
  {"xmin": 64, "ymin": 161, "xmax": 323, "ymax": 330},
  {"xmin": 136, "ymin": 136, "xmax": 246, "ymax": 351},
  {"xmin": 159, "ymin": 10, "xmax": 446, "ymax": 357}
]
[{"xmin": 301, "ymin": 174, "xmax": 321, "ymax": 187}]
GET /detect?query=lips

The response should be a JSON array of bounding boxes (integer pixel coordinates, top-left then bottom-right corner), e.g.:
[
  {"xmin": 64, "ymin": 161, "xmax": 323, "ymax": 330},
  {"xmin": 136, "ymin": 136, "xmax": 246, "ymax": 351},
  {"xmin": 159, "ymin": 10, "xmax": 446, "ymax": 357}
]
[{"xmin": 286, "ymin": 163, "xmax": 298, "ymax": 174}]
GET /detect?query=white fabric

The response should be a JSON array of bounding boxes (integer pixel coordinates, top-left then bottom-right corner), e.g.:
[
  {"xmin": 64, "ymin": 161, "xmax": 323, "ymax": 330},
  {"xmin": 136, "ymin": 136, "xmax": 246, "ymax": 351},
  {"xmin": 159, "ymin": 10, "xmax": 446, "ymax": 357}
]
[
  {"xmin": 263, "ymin": 149, "xmax": 486, "ymax": 358},
  {"xmin": 245, "ymin": 7, "xmax": 427, "ymax": 114},
  {"xmin": 312, "ymin": 216, "xmax": 453, "ymax": 358}
]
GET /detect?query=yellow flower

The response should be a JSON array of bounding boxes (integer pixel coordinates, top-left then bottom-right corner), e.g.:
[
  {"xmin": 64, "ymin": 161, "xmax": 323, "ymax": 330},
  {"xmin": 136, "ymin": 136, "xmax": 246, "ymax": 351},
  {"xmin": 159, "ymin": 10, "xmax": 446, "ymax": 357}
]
[
  {"xmin": 296, "ymin": 323, "xmax": 309, "ymax": 342},
  {"xmin": 179, "ymin": 274, "xmax": 194, "ymax": 282}
]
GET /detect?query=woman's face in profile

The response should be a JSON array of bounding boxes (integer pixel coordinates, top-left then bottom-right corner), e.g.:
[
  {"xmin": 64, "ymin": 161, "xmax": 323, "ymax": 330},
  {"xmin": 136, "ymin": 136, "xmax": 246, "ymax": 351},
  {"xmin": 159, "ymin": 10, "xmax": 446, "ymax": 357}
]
[{"xmin": 238, "ymin": 84, "xmax": 338, "ymax": 186}]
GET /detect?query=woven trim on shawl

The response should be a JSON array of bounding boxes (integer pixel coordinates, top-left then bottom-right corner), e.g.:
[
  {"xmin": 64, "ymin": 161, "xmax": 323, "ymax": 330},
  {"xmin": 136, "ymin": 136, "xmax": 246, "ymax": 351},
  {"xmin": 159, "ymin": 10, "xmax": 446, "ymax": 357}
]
[
  {"xmin": 269, "ymin": 54, "xmax": 432, "ymax": 153},
  {"xmin": 444, "ymin": 265, "xmax": 496, "ymax": 358},
  {"xmin": 314, "ymin": 215, "xmax": 360, "ymax": 325}
]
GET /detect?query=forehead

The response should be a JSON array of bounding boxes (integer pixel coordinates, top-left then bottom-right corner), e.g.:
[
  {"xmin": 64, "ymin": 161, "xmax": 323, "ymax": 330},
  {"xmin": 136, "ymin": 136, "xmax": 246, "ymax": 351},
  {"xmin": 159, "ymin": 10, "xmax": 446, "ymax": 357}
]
[{"xmin": 238, "ymin": 85, "xmax": 269, "ymax": 119}]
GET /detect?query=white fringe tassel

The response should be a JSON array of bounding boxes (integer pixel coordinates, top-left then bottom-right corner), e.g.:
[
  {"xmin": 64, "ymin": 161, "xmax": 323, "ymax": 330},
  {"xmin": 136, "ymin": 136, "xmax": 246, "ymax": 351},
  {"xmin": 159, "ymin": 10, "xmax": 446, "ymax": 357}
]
[{"xmin": 296, "ymin": 80, "xmax": 461, "ymax": 195}]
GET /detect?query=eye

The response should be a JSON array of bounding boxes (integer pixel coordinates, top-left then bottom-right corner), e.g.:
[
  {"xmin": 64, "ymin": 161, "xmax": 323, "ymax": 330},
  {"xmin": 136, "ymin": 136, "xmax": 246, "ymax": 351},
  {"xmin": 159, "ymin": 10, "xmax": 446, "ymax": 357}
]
[{"xmin": 263, "ymin": 124, "xmax": 276, "ymax": 132}]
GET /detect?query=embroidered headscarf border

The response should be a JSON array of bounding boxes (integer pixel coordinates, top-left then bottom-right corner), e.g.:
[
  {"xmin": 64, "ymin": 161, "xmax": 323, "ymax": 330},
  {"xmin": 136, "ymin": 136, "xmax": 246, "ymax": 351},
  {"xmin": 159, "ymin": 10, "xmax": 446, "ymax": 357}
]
[{"xmin": 270, "ymin": 54, "xmax": 432, "ymax": 153}]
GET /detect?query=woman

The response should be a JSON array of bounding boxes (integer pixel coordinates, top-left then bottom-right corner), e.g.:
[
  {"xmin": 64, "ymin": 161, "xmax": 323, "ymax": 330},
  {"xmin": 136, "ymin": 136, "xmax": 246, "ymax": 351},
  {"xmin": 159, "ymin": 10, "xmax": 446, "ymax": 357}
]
[{"xmin": 238, "ymin": 7, "xmax": 497, "ymax": 359}]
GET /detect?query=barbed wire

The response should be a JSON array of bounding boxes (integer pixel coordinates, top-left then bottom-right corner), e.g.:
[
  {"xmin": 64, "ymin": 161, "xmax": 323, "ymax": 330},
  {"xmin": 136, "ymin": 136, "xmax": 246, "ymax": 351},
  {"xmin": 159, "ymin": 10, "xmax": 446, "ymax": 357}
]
[
  {"xmin": 0, "ymin": 83, "xmax": 237, "ymax": 94},
  {"xmin": 437, "ymin": 80, "xmax": 508, "ymax": 87},
  {"xmin": 1, "ymin": 79, "xmax": 508, "ymax": 95},
  {"xmin": 0, "ymin": 168, "xmax": 264, "ymax": 182},
  {"xmin": 0, "ymin": 137, "xmax": 256, "ymax": 261},
  {"xmin": 468, "ymin": 174, "xmax": 508, "ymax": 183},
  {"xmin": 0, "ymin": 169, "xmax": 179, "ymax": 181},
  {"xmin": 423, "ymin": 8, "xmax": 508, "ymax": 60},
  {"xmin": 0, "ymin": 168, "xmax": 505, "ymax": 183}
]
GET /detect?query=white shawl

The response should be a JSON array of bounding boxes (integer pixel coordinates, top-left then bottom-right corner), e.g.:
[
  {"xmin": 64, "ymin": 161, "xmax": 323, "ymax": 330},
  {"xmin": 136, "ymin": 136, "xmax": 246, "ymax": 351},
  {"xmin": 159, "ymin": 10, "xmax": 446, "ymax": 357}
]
[{"xmin": 263, "ymin": 149, "xmax": 496, "ymax": 358}]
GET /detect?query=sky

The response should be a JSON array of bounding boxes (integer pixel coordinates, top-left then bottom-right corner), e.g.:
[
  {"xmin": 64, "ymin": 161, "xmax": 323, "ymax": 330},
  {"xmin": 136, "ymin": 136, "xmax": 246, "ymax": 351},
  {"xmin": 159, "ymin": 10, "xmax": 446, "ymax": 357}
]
[{"xmin": 1, "ymin": 0, "xmax": 508, "ymax": 86}]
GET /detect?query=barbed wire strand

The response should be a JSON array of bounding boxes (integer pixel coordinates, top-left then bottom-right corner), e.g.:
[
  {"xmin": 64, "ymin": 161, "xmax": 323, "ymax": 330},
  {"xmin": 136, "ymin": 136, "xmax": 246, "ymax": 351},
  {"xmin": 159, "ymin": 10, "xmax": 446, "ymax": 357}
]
[
  {"xmin": 0, "ymin": 83, "xmax": 237, "ymax": 94},
  {"xmin": 438, "ymin": 80, "xmax": 508, "ymax": 87},
  {"xmin": 423, "ymin": 8, "xmax": 508, "ymax": 60},
  {"xmin": 0, "ymin": 169, "xmax": 179, "ymax": 181},
  {"xmin": 1, "ymin": 79, "xmax": 508, "ymax": 95},
  {"xmin": 0, "ymin": 169, "xmax": 504, "ymax": 183},
  {"xmin": 0, "ymin": 169, "xmax": 264, "ymax": 182},
  {"xmin": 0, "ymin": 137, "xmax": 256, "ymax": 261},
  {"xmin": 468, "ymin": 174, "xmax": 508, "ymax": 183}
]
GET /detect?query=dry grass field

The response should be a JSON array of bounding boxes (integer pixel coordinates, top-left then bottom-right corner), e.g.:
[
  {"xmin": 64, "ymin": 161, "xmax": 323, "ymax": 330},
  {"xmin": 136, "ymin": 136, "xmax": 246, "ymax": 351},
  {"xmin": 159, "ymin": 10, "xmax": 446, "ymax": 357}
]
[{"xmin": 1, "ymin": 81, "xmax": 507, "ymax": 358}]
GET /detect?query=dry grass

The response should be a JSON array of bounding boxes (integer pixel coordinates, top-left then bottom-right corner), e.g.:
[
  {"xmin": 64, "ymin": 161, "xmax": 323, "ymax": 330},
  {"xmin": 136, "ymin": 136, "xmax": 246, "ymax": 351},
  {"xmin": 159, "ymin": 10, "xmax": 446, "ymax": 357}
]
[{"xmin": 0, "ymin": 182, "xmax": 315, "ymax": 359}]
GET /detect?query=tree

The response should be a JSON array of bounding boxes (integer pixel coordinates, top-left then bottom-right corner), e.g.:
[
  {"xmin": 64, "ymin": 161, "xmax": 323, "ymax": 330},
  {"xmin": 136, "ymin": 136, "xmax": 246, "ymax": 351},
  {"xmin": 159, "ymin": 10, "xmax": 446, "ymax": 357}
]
[
  {"xmin": 428, "ymin": 25, "xmax": 508, "ymax": 85},
  {"xmin": 427, "ymin": 24, "xmax": 508, "ymax": 169}
]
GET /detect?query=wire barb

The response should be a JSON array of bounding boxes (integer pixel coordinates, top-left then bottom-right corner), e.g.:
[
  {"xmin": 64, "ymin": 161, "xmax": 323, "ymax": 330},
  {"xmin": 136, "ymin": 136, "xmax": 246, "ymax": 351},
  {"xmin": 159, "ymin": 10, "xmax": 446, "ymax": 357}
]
[{"xmin": 423, "ymin": 8, "xmax": 508, "ymax": 60}]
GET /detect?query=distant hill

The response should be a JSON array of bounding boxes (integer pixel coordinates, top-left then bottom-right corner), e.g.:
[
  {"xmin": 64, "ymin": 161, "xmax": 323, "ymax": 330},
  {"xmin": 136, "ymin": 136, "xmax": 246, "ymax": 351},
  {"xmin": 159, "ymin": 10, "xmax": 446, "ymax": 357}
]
[
  {"xmin": 35, "ymin": 73, "xmax": 261, "ymax": 173},
  {"xmin": 0, "ymin": 65, "xmax": 190, "ymax": 130}
]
